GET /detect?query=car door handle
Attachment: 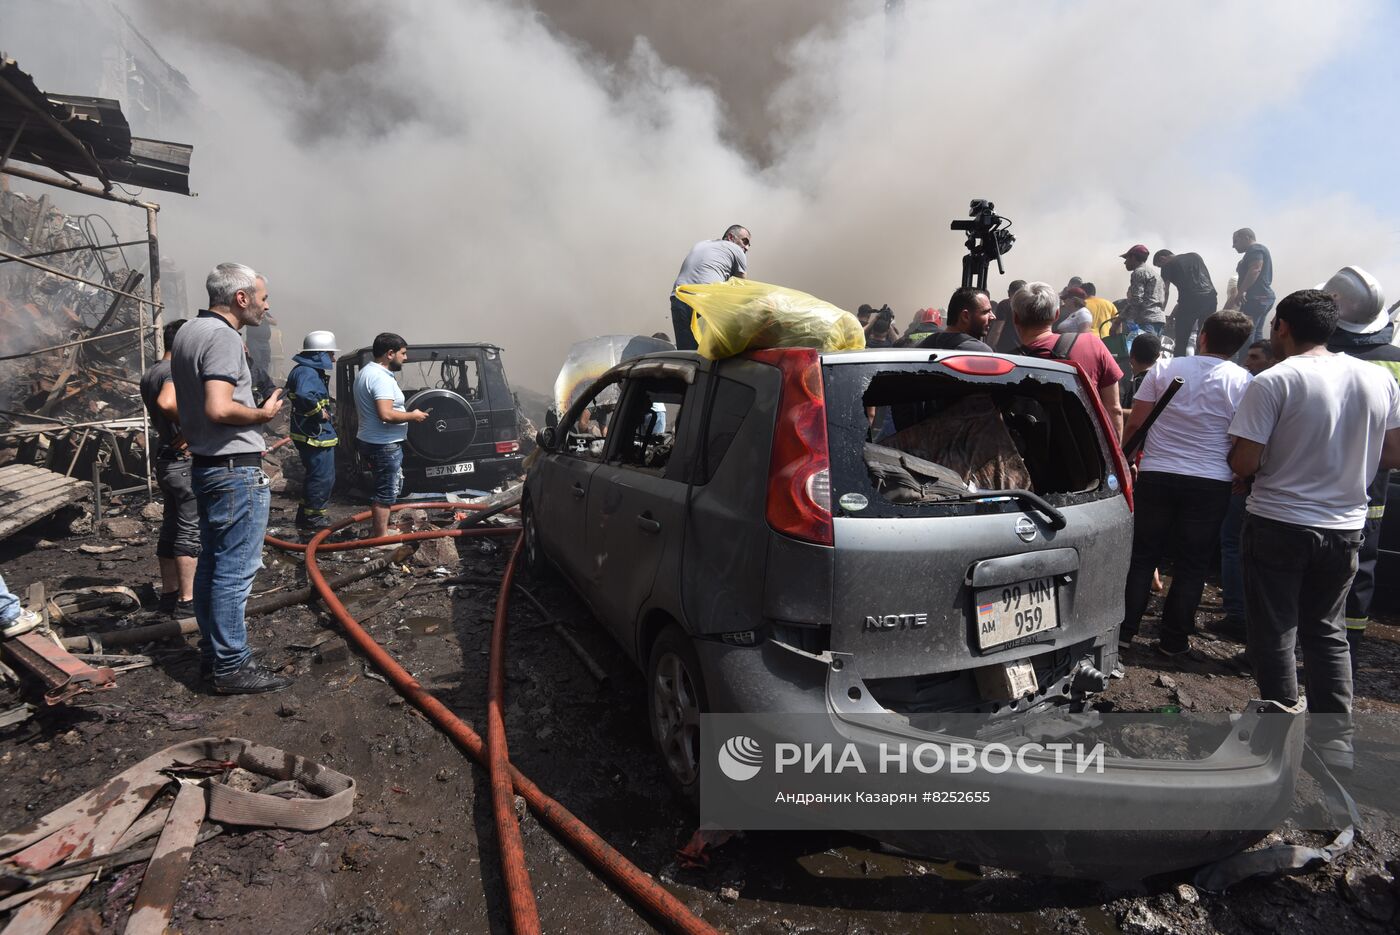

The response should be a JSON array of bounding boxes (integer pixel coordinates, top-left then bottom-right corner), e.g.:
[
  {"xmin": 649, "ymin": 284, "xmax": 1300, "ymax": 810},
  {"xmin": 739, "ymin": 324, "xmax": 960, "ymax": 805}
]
[
  {"xmin": 572, "ymin": 482, "xmax": 586, "ymax": 499},
  {"xmin": 637, "ymin": 513, "xmax": 661, "ymax": 533}
]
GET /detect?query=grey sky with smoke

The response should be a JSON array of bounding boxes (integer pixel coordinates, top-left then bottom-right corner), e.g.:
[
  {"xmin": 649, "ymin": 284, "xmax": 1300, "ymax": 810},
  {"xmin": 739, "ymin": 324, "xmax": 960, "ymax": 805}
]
[{"xmin": 12, "ymin": 0, "xmax": 1396, "ymax": 390}]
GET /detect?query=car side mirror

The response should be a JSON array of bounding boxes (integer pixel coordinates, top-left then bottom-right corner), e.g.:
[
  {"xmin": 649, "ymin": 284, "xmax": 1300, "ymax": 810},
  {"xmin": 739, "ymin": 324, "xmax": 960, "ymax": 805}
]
[
  {"xmin": 538, "ymin": 427, "xmax": 556, "ymax": 450},
  {"xmin": 545, "ymin": 409, "xmax": 558, "ymax": 429}
]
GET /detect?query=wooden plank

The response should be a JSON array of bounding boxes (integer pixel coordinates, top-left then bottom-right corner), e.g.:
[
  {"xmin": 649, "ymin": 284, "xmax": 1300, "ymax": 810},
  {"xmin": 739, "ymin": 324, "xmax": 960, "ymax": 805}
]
[
  {"xmin": 0, "ymin": 475, "xmax": 86, "ymax": 505},
  {"xmin": 1, "ymin": 483, "xmax": 90, "ymax": 520},
  {"xmin": 0, "ymin": 469, "xmax": 87, "ymax": 494},
  {"xmin": 0, "ymin": 463, "xmax": 48, "ymax": 482},
  {"xmin": 0, "ymin": 486, "xmax": 89, "ymax": 539},
  {"xmin": 0, "ymin": 464, "xmax": 83, "ymax": 484}
]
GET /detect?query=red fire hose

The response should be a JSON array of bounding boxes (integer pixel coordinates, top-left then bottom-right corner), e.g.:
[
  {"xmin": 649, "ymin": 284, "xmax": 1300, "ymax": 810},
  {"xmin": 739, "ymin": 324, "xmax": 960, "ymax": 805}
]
[{"xmin": 265, "ymin": 505, "xmax": 716, "ymax": 935}]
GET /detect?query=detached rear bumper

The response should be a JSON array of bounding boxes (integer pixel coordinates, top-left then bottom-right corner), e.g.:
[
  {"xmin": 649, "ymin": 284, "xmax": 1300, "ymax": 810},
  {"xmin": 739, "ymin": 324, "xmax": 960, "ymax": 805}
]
[{"xmin": 696, "ymin": 639, "xmax": 1306, "ymax": 880}]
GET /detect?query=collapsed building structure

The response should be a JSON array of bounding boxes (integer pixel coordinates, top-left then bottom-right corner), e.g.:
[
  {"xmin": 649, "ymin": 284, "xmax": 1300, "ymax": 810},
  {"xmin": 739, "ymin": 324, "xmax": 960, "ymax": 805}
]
[{"xmin": 0, "ymin": 54, "xmax": 193, "ymax": 534}]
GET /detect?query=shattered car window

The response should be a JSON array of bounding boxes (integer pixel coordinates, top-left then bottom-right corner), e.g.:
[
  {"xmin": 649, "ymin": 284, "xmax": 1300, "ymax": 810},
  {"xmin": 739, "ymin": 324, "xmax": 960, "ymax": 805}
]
[
  {"xmin": 823, "ymin": 364, "xmax": 1111, "ymax": 516},
  {"xmin": 612, "ymin": 377, "xmax": 687, "ymax": 475},
  {"xmin": 401, "ymin": 358, "xmax": 482, "ymax": 402}
]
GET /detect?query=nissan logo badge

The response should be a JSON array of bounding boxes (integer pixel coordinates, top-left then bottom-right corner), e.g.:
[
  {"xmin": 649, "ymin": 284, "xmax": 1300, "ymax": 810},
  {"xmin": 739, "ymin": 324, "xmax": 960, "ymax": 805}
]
[{"xmin": 1014, "ymin": 517, "xmax": 1037, "ymax": 542}]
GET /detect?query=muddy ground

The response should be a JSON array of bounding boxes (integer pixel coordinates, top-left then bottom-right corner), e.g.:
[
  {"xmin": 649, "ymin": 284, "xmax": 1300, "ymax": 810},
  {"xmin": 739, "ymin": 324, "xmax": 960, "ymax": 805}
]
[{"xmin": 3, "ymin": 478, "xmax": 1400, "ymax": 933}]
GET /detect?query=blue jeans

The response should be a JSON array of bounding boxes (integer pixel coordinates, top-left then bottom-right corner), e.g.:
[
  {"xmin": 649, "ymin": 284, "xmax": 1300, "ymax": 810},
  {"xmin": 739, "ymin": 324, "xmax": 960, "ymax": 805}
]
[
  {"xmin": 1138, "ymin": 321, "xmax": 1165, "ymax": 336},
  {"xmin": 358, "ymin": 441, "xmax": 404, "ymax": 507},
  {"xmin": 1238, "ymin": 293, "xmax": 1276, "ymax": 362},
  {"xmin": 296, "ymin": 443, "xmax": 336, "ymax": 520},
  {"xmin": 670, "ymin": 295, "xmax": 697, "ymax": 351},
  {"xmin": 1219, "ymin": 492, "xmax": 1247, "ymax": 619},
  {"xmin": 0, "ymin": 573, "xmax": 20, "ymax": 624},
  {"xmin": 192, "ymin": 465, "xmax": 271, "ymax": 677}
]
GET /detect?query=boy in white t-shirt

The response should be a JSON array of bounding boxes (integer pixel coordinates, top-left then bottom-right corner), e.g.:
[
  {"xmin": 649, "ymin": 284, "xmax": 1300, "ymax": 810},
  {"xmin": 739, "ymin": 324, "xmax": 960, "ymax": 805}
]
[
  {"xmin": 1118, "ymin": 311, "xmax": 1254, "ymax": 655},
  {"xmin": 1228, "ymin": 290, "xmax": 1400, "ymax": 772}
]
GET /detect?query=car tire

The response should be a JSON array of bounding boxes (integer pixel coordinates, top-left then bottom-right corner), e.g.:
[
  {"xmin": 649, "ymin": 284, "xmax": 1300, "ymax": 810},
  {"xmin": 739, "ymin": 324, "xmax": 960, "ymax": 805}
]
[
  {"xmin": 521, "ymin": 498, "xmax": 552, "ymax": 581},
  {"xmin": 647, "ymin": 624, "xmax": 710, "ymax": 806}
]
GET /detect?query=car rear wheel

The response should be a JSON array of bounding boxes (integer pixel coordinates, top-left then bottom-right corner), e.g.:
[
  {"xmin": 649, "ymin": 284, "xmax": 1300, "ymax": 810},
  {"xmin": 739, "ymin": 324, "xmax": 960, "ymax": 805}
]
[{"xmin": 647, "ymin": 625, "xmax": 709, "ymax": 803}]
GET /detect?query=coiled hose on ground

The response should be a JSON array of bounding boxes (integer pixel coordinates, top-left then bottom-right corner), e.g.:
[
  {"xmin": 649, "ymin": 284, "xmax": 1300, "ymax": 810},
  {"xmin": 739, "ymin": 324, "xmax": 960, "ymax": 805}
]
[{"xmin": 265, "ymin": 504, "xmax": 716, "ymax": 935}]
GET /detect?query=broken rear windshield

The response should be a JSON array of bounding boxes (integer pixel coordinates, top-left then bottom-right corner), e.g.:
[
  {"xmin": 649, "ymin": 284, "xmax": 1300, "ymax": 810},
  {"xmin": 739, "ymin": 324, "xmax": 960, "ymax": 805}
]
[{"xmin": 822, "ymin": 361, "xmax": 1114, "ymax": 518}]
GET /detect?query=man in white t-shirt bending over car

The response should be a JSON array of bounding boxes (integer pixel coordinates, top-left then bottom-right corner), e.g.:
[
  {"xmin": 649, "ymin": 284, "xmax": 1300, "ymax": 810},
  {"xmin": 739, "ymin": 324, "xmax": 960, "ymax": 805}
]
[
  {"xmin": 1228, "ymin": 289, "xmax": 1400, "ymax": 772},
  {"xmin": 1118, "ymin": 311, "xmax": 1254, "ymax": 656}
]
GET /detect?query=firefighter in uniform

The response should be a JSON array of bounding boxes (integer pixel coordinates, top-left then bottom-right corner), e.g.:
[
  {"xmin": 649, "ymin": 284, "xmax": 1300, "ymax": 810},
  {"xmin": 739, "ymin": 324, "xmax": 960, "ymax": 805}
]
[
  {"xmin": 1321, "ymin": 267, "xmax": 1400, "ymax": 664},
  {"xmin": 286, "ymin": 331, "xmax": 339, "ymax": 532}
]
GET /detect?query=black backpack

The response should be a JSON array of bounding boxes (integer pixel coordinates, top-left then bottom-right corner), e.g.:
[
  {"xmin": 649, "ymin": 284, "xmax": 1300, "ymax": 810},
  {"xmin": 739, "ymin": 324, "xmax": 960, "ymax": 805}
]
[{"xmin": 1017, "ymin": 332, "xmax": 1080, "ymax": 360}]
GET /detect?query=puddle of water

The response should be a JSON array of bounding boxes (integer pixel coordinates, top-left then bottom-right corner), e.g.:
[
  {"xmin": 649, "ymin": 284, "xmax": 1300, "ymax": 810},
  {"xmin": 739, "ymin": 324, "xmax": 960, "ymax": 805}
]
[{"xmin": 402, "ymin": 616, "xmax": 450, "ymax": 636}]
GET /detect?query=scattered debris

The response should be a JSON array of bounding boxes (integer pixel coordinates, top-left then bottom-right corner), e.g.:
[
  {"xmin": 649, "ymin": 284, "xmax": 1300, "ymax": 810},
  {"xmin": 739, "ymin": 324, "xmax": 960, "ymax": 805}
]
[
  {"xmin": 677, "ymin": 827, "xmax": 736, "ymax": 869},
  {"xmin": 0, "ymin": 703, "xmax": 34, "ymax": 729},
  {"xmin": 1340, "ymin": 866, "xmax": 1397, "ymax": 922},
  {"xmin": 551, "ymin": 622, "xmax": 610, "ymax": 688},
  {"xmin": 0, "ymin": 737, "xmax": 353, "ymax": 933}
]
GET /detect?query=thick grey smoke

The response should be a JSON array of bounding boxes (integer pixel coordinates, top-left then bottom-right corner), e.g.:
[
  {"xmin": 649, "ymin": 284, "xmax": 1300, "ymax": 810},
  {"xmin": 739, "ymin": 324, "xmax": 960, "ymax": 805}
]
[{"xmin": 17, "ymin": 0, "xmax": 1394, "ymax": 391}]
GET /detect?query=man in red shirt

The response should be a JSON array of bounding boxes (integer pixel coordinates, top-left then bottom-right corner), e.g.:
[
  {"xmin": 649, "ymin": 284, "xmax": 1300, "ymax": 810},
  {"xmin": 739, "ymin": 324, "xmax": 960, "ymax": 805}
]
[{"xmin": 1012, "ymin": 281, "xmax": 1124, "ymax": 437}]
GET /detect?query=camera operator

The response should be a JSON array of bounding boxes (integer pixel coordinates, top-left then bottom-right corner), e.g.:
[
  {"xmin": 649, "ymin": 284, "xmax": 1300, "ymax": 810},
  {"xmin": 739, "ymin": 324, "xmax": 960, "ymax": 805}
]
[{"xmin": 865, "ymin": 304, "xmax": 900, "ymax": 348}]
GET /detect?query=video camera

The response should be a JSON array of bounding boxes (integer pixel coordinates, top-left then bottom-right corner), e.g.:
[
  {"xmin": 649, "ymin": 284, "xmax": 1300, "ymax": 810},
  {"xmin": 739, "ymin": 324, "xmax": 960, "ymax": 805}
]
[{"xmin": 950, "ymin": 199, "xmax": 1015, "ymax": 290}]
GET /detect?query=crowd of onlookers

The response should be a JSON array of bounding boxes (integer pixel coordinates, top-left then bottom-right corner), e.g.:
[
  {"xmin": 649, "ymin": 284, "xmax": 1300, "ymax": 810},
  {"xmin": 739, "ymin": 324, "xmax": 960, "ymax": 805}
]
[{"xmin": 917, "ymin": 244, "xmax": 1397, "ymax": 773}]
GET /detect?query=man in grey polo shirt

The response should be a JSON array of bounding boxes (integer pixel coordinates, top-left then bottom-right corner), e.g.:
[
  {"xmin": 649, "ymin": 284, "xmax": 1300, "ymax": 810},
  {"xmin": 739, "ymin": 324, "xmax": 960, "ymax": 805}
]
[
  {"xmin": 172, "ymin": 262, "xmax": 288, "ymax": 694},
  {"xmin": 669, "ymin": 224, "xmax": 750, "ymax": 351}
]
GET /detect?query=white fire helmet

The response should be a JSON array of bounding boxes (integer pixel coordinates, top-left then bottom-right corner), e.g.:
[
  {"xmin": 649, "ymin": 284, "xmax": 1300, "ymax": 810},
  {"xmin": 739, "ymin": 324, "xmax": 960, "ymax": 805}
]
[
  {"xmin": 301, "ymin": 330, "xmax": 339, "ymax": 353},
  {"xmin": 1316, "ymin": 266, "xmax": 1386, "ymax": 335}
]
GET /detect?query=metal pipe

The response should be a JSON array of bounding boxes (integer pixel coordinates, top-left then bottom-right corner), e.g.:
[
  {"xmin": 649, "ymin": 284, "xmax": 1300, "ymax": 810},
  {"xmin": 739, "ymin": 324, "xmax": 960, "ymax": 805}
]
[
  {"xmin": 0, "ymin": 165, "xmax": 158, "ymax": 210},
  {"xmin": 59, "ymin": 547, "xmax": 415, "ymax": 652},
  {"xmin": 140, "ymin": 206, "xmax": 156, "ymax": 496},
  {"xmin": 0, "ymin": 326, "xmax": 143, "ymax": 362},
  {"xmin": 0, "ymin": 248, "xmax": 161, "ymax": 310},
  {"xmin": 0, "ymin": 418, "xmax": 145, "ymax": 436},
  {"xmin": 92, "ymin": 458, "xmax": 102, "ymax": 540},
  {"xmin": 0, "ymin": 115, "xmax": 29, "ymax": 172},
  {"xmin": 0, "ymin": 238, "xmax": 149, "ymax": 265},
  {"xmin": 147, "ymin": 205, "xmax": 162, "ymax": 343}
]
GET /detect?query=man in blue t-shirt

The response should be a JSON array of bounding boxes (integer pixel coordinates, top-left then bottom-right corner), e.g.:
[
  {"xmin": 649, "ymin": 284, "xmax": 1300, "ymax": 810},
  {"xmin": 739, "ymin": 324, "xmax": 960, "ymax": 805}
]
[
  {"xmin": 353, "ymin": 332, "xmax": 429, "ymax": 539},
  {"xmin": 1225, "ymin": 227, "xmax": 1275, "ymax": 347}
]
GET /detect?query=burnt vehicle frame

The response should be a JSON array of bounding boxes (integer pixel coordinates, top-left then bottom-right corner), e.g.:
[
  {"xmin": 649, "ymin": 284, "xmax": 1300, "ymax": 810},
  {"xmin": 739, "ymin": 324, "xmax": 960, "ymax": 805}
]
[{"xmin": 522, "ymin": 346, "xmax": 1305, "ymax": 880}]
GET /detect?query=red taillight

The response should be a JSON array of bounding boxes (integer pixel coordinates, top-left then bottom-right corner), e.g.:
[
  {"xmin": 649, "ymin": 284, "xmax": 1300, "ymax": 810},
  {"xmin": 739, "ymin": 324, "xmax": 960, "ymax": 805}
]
[
  {"xmin": 1066, "ymin": 360, "xmax": 1133, "ymax": 511},
  {"xmin": 940, "ymin": 354, "xmax": 1016, "ymax": 376},
  {"xmin": 750, "ymin": 348, "xmax": 833, "ymax": 546},
  {"xmin": 495, "ymin": 440, "xmax": 519, "ymax": 454}
]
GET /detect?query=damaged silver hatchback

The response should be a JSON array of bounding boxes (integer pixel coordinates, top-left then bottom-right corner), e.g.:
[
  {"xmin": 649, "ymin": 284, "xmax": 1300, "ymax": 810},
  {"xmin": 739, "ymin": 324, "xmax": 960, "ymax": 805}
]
[{"xmin": 523, "ymin": 347, "xmax": 1303, "ymax": 879}]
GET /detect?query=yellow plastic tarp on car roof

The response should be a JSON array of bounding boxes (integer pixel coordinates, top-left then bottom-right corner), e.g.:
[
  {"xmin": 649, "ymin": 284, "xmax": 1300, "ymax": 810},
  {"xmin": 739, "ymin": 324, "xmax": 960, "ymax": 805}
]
[{"xmin": 674, "ymin": 279, "xmax": 866, "ymax": 360}]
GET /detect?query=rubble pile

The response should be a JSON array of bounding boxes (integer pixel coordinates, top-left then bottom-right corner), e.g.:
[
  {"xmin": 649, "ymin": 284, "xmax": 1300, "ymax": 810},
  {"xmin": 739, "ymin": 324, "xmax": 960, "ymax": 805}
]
[{"xmin": 0, "ymin": 185, "xmax": 156, "ymax": 483}]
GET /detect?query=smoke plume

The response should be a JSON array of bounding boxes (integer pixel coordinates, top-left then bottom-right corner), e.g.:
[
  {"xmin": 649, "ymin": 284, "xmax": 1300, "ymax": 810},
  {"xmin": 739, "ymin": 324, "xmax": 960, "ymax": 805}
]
[{"xmin": 15, "ymin": 0, "xmax": 1398, "ymax": 390}]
